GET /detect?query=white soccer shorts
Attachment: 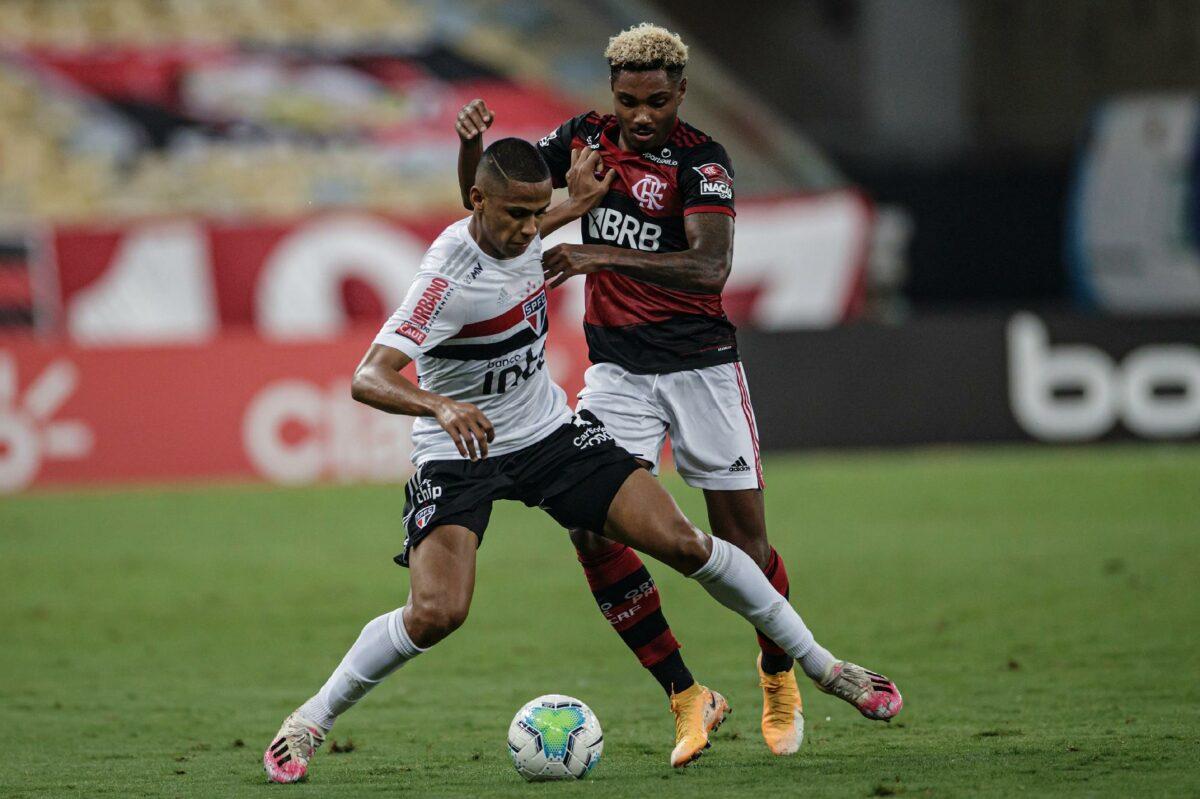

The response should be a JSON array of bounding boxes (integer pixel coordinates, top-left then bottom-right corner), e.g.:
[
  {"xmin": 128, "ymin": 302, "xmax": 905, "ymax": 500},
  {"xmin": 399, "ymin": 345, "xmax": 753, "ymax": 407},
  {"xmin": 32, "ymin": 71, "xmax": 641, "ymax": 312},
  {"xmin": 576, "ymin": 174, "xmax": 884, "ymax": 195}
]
[{"xmin": 575, "ymin": 361, "xmax": 764, "ymax": 491}]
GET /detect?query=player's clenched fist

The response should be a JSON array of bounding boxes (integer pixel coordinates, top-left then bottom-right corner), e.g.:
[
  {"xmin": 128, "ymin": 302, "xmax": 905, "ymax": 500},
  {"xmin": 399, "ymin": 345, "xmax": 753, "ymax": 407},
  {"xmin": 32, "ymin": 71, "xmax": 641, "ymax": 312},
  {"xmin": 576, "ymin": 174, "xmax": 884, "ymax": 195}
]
[
  {"xmin": 455, "ymin": 99, "xmax": 494, "ymax": 142},
  {"xmin": 432, "ymin": 397, "xmax": 495, "ymax": 461},
  {"xmin": 543, "ymin": 243, "xmax": 606, "ymax": 289},
  {"xmin": 565, "ymin": 147, "xmax": 616, "ymax": 214}
]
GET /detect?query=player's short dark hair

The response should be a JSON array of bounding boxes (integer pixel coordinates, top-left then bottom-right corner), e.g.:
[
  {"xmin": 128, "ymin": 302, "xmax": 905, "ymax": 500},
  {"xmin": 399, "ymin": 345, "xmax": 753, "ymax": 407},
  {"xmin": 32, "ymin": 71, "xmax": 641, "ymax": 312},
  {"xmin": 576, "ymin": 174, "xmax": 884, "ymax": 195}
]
[{"xmin": 478, "ymin": 138, "xmax": 550, "ymax": 186}]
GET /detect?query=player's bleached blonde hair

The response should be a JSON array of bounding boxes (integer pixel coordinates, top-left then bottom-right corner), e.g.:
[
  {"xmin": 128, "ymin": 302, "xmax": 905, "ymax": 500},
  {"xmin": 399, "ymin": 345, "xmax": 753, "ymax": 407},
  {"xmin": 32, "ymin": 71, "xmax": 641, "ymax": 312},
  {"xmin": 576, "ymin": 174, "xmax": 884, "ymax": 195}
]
[{"xmin": 604, "ymin": 23, "xmax": 688, "ymax": 81}]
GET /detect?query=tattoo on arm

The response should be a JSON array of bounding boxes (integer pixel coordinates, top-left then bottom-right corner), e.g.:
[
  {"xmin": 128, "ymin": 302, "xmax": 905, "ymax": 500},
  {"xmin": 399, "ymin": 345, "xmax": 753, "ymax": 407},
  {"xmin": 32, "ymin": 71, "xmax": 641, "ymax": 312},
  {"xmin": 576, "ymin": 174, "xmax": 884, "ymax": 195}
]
[{"xmin": 606, "ymin": 213, "xmax": 734, "ymax": 293}]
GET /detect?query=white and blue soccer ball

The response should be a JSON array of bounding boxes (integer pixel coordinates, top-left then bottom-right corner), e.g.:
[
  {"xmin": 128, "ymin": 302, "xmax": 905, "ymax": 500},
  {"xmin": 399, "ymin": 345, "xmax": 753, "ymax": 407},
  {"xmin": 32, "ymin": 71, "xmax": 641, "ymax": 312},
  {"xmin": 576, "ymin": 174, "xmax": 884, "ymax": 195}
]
[{"xmin": 507, "ymin": 694, "xmax": 603, "ymax": 781}]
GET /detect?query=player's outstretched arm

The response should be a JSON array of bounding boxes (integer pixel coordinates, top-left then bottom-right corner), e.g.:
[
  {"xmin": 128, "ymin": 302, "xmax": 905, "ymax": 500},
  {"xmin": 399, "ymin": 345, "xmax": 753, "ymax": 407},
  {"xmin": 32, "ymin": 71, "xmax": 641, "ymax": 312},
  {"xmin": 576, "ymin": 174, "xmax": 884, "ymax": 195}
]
[
  {"xmin": 543, "ymin": 212, "xmax": 734, "ymax": 293},
  {"xmin": 351, "ymin": 343, "xmax": 495, "ymax": 460},
  {"xmin": 456, "ymin": 99, "xmax": 493, "ymax": 210}
]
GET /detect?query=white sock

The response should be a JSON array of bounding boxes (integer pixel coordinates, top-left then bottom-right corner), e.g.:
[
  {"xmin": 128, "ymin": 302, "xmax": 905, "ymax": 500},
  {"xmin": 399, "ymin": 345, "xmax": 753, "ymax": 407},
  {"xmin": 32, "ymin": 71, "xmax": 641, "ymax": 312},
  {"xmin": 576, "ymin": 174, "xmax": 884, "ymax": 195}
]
[
  {"xmin": 297, "ymin": 607, "xmax": 425, "ymax": 731},
  {"xmin": 691, "ymin": 536, "xmax": 836, "ymax": 681}
]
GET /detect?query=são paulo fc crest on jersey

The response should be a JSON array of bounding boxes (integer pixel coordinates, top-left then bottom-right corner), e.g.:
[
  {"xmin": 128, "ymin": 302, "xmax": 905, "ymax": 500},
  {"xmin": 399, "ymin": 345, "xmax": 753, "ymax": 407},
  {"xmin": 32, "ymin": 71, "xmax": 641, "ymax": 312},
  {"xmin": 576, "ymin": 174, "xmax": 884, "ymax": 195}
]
[
  {"xmin": 415, "ymin": 505, "xmax": 437, "ymax": 529},
  {"xmin": 693, "ymin": 163, "xmax": 733, "ymax": 199},
  {"xmin": 523, "ymin": 291, "xmax": 548, "ymax": 336}
]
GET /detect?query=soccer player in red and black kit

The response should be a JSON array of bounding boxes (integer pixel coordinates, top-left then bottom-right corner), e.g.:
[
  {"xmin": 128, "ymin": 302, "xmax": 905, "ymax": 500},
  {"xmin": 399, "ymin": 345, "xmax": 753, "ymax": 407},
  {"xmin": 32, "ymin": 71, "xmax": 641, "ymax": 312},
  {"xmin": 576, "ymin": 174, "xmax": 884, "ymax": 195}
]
[{"xmin": 456, "ymin": 23, "xmax": 901, "ymax": 763}]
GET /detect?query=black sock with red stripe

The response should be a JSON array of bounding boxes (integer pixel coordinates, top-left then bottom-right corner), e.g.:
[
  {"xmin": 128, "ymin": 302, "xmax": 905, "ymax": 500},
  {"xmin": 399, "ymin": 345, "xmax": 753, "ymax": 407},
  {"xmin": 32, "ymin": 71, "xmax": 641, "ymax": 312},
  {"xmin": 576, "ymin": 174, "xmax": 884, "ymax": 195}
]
[
  {"xmin": 758, "ymin": 547, "xmax": 796, "ymax": 675},
  {"xmin": 577, "ymin": 539, "xmax": 695, "ymax": 696}
]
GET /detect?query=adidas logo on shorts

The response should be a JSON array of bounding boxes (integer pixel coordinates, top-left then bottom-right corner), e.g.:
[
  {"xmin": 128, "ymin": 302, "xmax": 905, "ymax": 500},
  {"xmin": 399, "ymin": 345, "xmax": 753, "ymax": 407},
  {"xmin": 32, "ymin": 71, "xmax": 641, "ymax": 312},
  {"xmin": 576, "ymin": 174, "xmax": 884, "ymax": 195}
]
[{"xmin": 728, "ymin": 457, "xmax": 751, "ymax": 473}]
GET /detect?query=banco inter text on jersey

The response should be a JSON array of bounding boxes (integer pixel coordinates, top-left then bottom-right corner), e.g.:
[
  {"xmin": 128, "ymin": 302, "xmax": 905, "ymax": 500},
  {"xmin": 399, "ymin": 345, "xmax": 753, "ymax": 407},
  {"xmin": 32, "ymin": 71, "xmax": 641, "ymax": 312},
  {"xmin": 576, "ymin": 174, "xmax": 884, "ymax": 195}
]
[{"xmin": 375, "ymin": 218, "xmax": 570, "ymax": 464}]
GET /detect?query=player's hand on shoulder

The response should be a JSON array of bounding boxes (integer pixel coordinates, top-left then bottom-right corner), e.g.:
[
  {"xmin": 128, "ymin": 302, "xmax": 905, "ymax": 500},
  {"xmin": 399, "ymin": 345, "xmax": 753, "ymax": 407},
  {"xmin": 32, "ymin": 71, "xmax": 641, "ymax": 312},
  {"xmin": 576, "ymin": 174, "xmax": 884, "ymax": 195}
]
[
  {"xmin": 432, "ymin": 397, "xmax": 495, "ymax": 461},
  {"xmin": 543, "ymin": 243, "xmax": 605, "ymax": 289},
  {"xmin": 565, "ymin": 147, "xmax": 616, "ymax": 213},
  {"xmin": 456, "ymin": 99, "xmax": 494, "ymax": 142}
]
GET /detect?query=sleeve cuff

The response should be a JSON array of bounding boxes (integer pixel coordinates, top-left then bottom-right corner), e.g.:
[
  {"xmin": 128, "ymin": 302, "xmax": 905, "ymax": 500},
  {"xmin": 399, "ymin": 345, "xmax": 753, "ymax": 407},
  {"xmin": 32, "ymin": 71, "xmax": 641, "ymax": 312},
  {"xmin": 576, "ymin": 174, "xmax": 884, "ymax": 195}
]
[
  {"xmin": 683, "ymin": 205, "xmax": 736, "ymax": 218},
  {"xmin": 373, "ymin": 332, "xmax": 422, "ymax": 360}
]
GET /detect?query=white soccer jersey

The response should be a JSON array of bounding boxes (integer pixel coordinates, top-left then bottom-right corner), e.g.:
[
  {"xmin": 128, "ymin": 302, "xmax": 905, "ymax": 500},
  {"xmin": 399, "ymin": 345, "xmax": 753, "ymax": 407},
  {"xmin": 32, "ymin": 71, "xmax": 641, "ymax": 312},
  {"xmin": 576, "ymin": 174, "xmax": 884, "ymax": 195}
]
[{"xmin": 374, "ymin": 218, "xmax": 571, "ymax": 464}]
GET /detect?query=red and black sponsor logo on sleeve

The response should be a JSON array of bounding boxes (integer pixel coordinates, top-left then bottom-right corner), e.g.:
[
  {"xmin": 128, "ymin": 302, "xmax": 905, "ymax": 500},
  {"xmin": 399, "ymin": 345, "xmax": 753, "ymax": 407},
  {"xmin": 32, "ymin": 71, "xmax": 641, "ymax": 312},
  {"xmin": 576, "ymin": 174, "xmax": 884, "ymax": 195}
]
[
  {"xmin": 397, "ymin": 276, "xmax": 453, "ymax": 345},
  {"xmin": 398, "ymin": 322, "xmax": 428, "ymax": 344},
  {"xmin": 693, "ymin": 163, "xmax": 733, "ymax": 199}
]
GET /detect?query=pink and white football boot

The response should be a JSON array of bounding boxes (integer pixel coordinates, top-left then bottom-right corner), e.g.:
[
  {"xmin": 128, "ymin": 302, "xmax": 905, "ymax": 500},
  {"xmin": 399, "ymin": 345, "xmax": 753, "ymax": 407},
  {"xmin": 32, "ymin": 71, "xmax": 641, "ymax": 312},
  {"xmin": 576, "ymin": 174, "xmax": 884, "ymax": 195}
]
[
  {"xmin": 263, "ymin": 711, "xmax": 326, "ymax": 783},
  {"xmin": 817, "ymin": 661, "xmax": 903, "ymax": 721}
]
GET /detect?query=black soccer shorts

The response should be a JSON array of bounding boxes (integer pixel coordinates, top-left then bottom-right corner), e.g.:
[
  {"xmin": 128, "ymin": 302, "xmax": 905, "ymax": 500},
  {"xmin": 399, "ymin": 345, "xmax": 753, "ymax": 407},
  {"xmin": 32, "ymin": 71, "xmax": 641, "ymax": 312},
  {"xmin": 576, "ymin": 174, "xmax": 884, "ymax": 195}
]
[{"xmin": 395, "ymin": 410, "xmax": 640, "ymax": 566}]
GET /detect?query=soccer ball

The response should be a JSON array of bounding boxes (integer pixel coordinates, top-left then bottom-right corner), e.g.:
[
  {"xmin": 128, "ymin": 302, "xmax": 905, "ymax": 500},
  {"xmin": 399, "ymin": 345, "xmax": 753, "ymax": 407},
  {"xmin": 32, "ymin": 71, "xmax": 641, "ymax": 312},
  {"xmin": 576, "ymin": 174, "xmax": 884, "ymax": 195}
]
[{"xmin": 507, "ymin": 694, "xmax": 603, "ymax": 781}]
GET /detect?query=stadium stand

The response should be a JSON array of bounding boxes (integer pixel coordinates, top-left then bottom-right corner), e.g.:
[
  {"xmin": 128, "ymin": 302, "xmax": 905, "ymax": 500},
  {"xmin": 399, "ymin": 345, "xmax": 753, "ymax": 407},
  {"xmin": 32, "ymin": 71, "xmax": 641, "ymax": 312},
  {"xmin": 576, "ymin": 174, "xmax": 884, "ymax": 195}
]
[{"xmin": 0, "ymin": 0, "xmax": 840, "ymax": 228}]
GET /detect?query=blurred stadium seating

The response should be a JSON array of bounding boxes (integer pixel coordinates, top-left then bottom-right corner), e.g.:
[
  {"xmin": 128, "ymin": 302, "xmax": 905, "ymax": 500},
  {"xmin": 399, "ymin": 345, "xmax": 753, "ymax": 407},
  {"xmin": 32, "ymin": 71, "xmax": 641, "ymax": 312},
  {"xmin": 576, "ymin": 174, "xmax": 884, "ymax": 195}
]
[
  {"xmin": 0, "ymin": 0, "xmax": 839, "ymax": 229},
  {"xmin": 0, "ymin": 0, "xmax": 522, "ymax": 223}
]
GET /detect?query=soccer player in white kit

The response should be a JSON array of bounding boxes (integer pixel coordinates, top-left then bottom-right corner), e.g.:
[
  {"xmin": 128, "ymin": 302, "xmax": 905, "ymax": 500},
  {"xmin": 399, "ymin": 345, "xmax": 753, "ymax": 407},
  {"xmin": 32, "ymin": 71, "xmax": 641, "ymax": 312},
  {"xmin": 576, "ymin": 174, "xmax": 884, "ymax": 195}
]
[
  {"xmin": 262, "ymin": 138, "xmax": 897, "ymax": 783},
  {"xmin": 454, "ymin": 24, "xmax": 903, "ymax": 759}
]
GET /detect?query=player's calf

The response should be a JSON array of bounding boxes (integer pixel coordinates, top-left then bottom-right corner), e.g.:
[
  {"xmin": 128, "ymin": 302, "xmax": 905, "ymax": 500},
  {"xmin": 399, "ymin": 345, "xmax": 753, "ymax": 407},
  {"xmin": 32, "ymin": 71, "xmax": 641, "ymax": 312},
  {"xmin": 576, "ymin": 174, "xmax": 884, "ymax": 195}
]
[
  {"xmin": 572, "ymin": 532, "xmax": 697, "ymax": 696},
  {"xmin": 601, "ymin": 471, "xmax": 906, "ymax": 723},
  {"xmin": 703, "ymin": 488, "xmax": 772, "ymax": 569}
]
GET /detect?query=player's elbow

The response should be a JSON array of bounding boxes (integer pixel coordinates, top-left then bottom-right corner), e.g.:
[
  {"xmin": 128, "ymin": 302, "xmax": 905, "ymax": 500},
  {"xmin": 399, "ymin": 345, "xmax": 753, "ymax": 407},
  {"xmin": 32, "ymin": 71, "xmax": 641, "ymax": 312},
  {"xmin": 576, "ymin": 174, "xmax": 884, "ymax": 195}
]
[{"xmin": 350, "ymin": 369, "xmax": 375, "ymax": 405}]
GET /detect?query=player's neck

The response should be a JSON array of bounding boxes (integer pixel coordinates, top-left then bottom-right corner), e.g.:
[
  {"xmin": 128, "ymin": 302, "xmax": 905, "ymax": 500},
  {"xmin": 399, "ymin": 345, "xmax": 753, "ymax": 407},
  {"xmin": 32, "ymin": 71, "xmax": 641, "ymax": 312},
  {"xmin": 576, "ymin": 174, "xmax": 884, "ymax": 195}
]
[{"xmin": 468, "ymin": 215, "xmax": 506, "ymax": 260}]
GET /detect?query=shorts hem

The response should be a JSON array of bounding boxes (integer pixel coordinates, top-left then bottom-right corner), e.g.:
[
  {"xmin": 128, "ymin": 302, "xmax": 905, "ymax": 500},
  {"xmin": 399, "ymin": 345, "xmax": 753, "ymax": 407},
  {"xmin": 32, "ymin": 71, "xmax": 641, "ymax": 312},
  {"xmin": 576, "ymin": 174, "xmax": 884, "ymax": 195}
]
[
  {"xmin": 629, "ymin": 456, "xmax": 660, "ymax": 475},
  {"xmin": 586, "ymin": 459, "xmax": 640, "ymax": 533},
  {"xmin": 543, "ymin": 456, "xmax": 640, "ymax": 534},
  {"xmin": 394, "ymin": 512, "xmax": 487, "ymax": 568},
  {"xmin": 678, "ymin": 472, "xmax": 763, "ymax": 491}
]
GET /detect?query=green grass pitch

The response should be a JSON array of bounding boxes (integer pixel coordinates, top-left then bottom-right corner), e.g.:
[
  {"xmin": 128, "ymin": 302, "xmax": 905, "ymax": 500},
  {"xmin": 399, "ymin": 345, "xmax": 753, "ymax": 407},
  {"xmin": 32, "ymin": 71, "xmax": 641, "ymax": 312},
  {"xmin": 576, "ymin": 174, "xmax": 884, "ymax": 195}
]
[{"xmin": 3, "ymin": 445, "xmax": 1198, "ymax": 797}]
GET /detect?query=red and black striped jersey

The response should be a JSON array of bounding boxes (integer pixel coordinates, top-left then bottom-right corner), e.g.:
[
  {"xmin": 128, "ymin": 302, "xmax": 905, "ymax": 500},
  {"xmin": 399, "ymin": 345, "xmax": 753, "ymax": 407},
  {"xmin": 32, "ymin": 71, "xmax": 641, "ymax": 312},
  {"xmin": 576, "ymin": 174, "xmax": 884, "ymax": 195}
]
[{"xmin": 537, "ymin": 112, "xmax": 738, "ymax": 374}]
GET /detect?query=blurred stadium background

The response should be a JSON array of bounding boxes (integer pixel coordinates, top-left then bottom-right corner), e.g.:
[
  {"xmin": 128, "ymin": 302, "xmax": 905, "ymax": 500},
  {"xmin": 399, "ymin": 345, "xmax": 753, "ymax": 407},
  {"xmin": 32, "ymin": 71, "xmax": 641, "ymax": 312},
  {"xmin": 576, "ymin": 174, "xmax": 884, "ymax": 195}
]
[
  {"xmin": 2, "ymin": 1, "xmax": 1197, "ymax": 796},
  {"xmin": 1, "ymin": 0, "xmax": 1198, "ymax": 488}
]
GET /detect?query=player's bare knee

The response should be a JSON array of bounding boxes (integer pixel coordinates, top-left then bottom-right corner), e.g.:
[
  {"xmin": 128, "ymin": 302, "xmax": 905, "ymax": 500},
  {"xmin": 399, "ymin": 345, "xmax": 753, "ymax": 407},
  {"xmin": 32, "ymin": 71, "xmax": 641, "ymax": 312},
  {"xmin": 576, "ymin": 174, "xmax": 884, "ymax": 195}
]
[
  {"xmin": 661, "ymin": 517, "xmax": 711, "ymax": 574},
  {"xmin": 406, "ymin": 598, "xmax": 469, "ymax": 647},
  {"xmin": 569, "ymin": 528, "xmax": 611, "ymax": 558}
]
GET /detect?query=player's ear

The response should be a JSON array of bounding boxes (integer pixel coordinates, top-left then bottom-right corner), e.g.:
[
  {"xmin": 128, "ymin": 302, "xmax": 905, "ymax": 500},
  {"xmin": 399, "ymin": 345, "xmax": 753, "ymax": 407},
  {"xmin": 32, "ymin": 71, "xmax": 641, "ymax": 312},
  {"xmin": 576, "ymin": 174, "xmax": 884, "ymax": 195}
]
[
  {"xmin": 469, "ymin": 185, "xmax": 485, "ymax": 211},
  {"xmin": 677, "ymin": 76, "xmax": 687, "ymax": 103}
]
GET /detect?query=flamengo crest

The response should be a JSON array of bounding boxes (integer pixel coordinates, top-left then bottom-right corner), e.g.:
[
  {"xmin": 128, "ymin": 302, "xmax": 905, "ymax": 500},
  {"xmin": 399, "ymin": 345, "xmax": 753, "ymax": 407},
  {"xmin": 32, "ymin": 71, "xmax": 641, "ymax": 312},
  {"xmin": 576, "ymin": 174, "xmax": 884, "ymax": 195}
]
[
  {"xmin": 632, "ymin": 174, "xmax": 667, "ymax": 211},
  {"xmin": 693, "ymin": 163, "xmax": 733, "ymax": 199}
]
